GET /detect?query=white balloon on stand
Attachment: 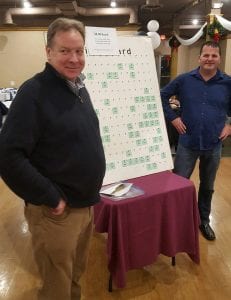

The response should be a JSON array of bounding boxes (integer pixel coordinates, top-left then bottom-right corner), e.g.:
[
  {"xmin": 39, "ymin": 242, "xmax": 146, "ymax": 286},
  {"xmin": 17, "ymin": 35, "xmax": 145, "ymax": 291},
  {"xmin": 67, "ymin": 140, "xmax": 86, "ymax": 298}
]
[
  {"xmin": 147, "ymin": 20, "xmax": 159, "ymax": 32},
  {"xmin": 147, "ymin": 31, "xmax": 161, "ymax": 49}
]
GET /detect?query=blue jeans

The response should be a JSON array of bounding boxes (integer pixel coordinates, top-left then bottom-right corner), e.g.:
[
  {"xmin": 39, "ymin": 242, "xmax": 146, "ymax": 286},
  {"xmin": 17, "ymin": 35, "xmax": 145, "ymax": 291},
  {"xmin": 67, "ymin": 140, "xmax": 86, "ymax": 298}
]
[{"xmin": 174, "ymin": 143, "xmax": 222, "ymax": 224}]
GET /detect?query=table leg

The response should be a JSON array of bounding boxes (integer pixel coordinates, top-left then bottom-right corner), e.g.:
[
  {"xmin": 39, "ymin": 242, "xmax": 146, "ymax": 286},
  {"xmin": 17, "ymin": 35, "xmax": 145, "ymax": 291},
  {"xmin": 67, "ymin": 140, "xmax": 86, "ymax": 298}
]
[
  {"xmin": 108, "ymin": 273, "xmax": 113, "ymax": 292},
  {"xmin": 172, "ymin": 256, "xmax": 176, "ymax": 266}
]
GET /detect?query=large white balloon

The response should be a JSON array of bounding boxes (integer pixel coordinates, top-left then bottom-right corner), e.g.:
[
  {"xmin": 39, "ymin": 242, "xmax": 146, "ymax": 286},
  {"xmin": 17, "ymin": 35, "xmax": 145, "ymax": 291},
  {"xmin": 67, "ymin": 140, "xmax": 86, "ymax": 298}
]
[
  {"xmin": 147, "ymin": 31, "xmax": 155, "ymax": 37},
  {"xmin": 147, "ymin": 31, "xmax": 161, "ymax": 49},
  {"xmin": 147, "ymin": 20, "xmax": 159, "ymax": 32}
]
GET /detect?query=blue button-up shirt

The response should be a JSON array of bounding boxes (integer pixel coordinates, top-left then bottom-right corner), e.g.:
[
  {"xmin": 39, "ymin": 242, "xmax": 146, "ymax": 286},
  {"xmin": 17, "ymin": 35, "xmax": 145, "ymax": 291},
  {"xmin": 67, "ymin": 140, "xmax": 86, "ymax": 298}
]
[{"xmin": 161, "ymin": 68, "xmax": 231, "ymax": 150}]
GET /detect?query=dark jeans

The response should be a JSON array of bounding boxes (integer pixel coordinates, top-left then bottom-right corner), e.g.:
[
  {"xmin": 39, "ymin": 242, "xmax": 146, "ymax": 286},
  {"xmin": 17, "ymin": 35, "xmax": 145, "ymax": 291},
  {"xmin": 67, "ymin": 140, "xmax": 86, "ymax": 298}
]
[{"xmin": 174, "ymin": 143, "xmax": 222, "ymax": 224}]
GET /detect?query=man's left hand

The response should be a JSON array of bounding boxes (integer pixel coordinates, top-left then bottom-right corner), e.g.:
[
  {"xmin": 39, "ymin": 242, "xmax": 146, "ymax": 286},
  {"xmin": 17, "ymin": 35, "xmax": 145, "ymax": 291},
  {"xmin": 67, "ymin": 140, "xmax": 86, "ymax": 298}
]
[{"xmin": 219, "ymin": 124, "xmax": 231, "ymax": 141}]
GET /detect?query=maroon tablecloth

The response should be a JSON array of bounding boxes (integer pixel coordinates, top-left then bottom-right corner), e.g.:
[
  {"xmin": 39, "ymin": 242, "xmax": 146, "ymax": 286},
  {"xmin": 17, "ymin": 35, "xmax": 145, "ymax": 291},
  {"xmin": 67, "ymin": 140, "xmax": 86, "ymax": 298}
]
[{"xmin": 94, "ymin": 171, "xmax": 200, "ymax": 288}]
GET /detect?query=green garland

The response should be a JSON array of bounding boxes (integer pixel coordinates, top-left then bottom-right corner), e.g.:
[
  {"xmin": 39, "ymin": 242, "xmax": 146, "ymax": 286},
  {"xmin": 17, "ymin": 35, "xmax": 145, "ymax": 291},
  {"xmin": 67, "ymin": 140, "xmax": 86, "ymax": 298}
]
[
  {"xmin": 207, "ymin": 20, "xmax": 227, "ymax": 37},
  {"xmin": 169, "ymin": 36, "xmax": 181, "ymax": 48}
]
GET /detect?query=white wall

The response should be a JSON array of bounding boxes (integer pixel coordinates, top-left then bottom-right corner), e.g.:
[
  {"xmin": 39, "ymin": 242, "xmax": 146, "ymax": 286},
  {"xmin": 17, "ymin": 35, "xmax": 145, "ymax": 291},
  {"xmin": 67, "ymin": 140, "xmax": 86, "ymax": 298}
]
[
  {"xmin": 0, "ymin": 30, "xmax": 47, "ymax": 87},
  {"xmin": 1, "ymin": 29, "xmax": 231, "ymax": 88}
]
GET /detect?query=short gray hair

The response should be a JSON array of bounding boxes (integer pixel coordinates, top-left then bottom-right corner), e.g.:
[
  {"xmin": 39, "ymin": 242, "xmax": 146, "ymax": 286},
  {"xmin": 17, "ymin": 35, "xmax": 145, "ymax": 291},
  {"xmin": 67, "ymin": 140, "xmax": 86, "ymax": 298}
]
[{"xmin": 47, "ymin": 17, "xmax": 85, "ymax": 47}]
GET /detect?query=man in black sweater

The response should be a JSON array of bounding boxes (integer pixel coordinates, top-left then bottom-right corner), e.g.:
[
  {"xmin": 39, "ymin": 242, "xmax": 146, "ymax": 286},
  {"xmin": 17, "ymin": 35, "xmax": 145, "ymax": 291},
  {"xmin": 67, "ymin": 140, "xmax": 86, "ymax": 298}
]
[{"xmin": 0, "ymin": 18, "xmax": 105, "ymax": 300}]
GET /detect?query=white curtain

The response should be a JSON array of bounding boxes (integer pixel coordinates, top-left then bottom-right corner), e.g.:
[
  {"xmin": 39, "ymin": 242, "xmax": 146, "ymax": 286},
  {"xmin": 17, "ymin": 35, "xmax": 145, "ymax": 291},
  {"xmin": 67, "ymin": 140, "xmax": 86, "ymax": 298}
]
[
  {"xmin": 215, "ymin": 14, "xmax": 231, "ymax": 31},
  {"xmin": 174, "ymin": 23, "xmax": 207, "ymax": 46}
]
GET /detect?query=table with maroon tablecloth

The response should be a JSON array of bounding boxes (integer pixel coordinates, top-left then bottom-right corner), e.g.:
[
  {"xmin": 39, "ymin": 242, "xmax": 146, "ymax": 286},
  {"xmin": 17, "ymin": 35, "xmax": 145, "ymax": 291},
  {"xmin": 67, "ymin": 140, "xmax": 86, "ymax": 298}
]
[{"xmin": 94, "ymin": 171, "xmax": 200, "ymax": 288}]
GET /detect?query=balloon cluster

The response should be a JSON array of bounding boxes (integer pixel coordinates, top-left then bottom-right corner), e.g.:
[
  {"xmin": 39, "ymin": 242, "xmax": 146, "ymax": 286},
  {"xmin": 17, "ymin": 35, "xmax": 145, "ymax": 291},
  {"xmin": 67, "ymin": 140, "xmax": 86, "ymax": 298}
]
[{"xmin": 147, "ymin": 20, "xmax": 161, "ymax": 50}]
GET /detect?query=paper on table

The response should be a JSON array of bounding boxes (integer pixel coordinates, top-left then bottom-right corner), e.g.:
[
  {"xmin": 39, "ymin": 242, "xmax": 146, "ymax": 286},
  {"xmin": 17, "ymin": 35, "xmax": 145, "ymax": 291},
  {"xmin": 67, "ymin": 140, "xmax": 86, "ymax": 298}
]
[{"xmin": 100, "ymin": 182, "xmax": 133, "ymax": 197}]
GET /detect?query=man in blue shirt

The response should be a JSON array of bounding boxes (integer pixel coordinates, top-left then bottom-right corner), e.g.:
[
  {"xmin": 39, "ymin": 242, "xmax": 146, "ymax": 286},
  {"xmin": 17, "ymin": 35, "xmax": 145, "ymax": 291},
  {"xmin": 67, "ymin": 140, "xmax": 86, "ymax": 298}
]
[{"xmin": 161, "ymin": 41, "xmax": 231, "ymax": 241}]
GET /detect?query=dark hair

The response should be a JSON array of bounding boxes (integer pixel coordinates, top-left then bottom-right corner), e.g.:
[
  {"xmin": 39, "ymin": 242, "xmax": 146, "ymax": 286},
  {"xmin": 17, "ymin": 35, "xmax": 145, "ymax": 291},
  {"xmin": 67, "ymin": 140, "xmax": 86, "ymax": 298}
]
[
  {"xmin": 47, "ymin": 17, "xmax": 85, "ymax": 47},
  {"xmin": 199, "ymin": 41, "xmax": 221, "ymax": 56}
]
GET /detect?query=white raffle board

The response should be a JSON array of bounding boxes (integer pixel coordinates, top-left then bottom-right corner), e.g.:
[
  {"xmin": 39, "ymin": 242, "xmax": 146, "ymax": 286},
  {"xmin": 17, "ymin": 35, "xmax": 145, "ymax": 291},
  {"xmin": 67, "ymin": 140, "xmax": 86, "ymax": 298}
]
[{"xmin": 84, "ymin": 36, "xmax": 173, "ymax": 185}]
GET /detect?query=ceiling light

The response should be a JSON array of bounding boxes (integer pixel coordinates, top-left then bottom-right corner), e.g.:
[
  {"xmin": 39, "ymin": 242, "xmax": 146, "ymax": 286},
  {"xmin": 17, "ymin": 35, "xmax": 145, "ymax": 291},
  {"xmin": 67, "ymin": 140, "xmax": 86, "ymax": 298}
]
[
  {"xmin": 110, "ymin": 1, "xmax": 117, "ymax": 8},
  {"xmin": 212, "ymin": 0, "xmax": 223, "ymax": 9},
  {"xmin": 213, "ymin": 3, "xmax": 223, "ymax": 9},
  {"xmin": 23, "ymin": 1, "xmax": 32, "ymax": 9},
  {"xmin": 192, "ymin": 19, "xmax": 198, "ymax": 25}
]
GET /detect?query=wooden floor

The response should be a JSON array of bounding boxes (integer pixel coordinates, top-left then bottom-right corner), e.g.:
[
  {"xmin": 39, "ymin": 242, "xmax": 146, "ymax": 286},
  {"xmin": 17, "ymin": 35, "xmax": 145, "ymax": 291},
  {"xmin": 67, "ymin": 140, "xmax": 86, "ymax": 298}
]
[{"xmin": 0, "ymin": 158, "xmax": 231, "ymax": 300}]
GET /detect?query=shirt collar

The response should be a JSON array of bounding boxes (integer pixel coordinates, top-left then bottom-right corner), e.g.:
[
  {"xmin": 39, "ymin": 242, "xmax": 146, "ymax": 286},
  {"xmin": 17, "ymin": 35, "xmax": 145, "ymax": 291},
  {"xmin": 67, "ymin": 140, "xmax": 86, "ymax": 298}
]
[
  {"xmin": 190, "ymin": 67, "xmax": 224, "ymax": 81},
  {"xmin": 66, "ymin": 73, "xmax": 86, "ymax": 90},
  {"xmin": 46, "ymin": 62, "xmax": 85, "ymax": 89}
]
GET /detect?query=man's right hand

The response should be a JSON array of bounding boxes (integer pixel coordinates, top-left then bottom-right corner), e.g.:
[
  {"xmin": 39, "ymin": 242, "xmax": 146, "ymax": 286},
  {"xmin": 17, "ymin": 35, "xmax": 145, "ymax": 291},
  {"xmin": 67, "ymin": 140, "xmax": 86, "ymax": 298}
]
[{"xmin": 171, "ymin": 117, "xmax": 186, "ymax": 134}]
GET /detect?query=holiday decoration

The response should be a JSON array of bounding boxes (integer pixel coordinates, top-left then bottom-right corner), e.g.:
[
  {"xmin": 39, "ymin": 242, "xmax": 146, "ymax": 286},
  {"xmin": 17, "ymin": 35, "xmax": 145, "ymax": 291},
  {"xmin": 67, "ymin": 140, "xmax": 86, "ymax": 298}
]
[
  {"xmin": 207, "ymin": 19, "xmax": 227, "ymax": 42},
  {"xmin": 138, "ymin": 15, "xmax": 231, "ymax": 48},
  {"xmin": 168, "ymin": 36, "xmax": 181, "ymax": 49}
]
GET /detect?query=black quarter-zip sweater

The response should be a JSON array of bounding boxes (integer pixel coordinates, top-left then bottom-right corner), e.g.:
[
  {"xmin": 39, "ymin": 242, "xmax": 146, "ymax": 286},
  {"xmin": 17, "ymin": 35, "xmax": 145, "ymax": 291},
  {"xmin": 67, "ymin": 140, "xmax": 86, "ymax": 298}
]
[{"xmin": 0, "ymin": 63, "xmax": 106, "ymax": 208}]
